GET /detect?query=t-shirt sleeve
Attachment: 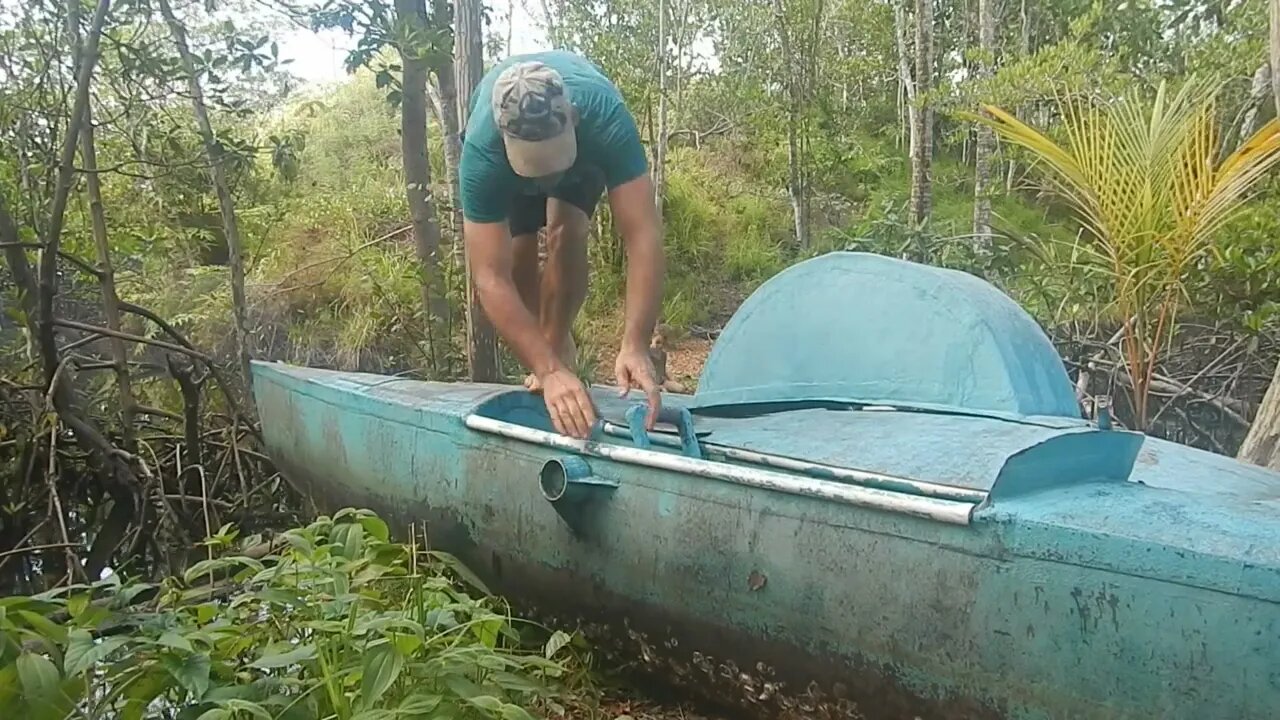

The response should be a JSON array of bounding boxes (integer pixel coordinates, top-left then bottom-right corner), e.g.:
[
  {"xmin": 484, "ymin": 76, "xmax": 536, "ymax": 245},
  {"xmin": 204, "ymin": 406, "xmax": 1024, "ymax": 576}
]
[
  {"xmin": 459, "ymin": 143, "xmax": 509, "ymax": 223},
  {"xmin": 593, "ymin": 91, "xmax": 649, "ymax": 189}
]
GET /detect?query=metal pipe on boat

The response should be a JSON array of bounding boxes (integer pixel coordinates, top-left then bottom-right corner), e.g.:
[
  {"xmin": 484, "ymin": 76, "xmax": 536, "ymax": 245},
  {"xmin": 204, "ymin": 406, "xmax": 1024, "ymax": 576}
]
[
  {"xmin": 466, "ymin": 415, "xmax": 976, "ymax": 526},
  {"xmin": 597, "ymin": 421, "xmax": 986, "ymax": 505},
  {"xmin": 539, "ymin": 456, "xmax": 618, "ymax": 503}
]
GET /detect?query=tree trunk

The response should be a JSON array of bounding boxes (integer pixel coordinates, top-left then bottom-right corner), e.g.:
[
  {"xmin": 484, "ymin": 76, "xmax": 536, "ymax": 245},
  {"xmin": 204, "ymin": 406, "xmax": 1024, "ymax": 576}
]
[
  {"xmin": 4, "ymin": 0, "xmax": 142, "ymax": 580},
  {"xmin": 395, "ymin": 0, "xmax": 446, "ymax": 375},
  {"xmin": 909, "ymin": 0, "xmax": 934, "ymax": 229},
  {"xmin": 65, "ymin": 0, "xmax": 137, "ymax": 448},
  {"xmin": 771, "ymin": 0, "xmax": 809, "ymax": 248},
  {"xmin": 971, "ymin": 0, "xmax": 995, "ymax": 251},
  {"xmin": 654, "ymin": 0, "xmax": 668, "ymax": 210},
  {"xmin": 1238, "ymin": 63, "xmax": 1274, "ymax": 144},
  {"xmin": 1271, "ymin": 0, "xmax": 1280, "ymax": 117},
  {"xmin": 435, "ymin": 0, "xmax": 464, "ymax": 225},
  {"xmin": 894, "ymin": 0, "xmax": 916, "ymax": 158},
  {"xmin": 40, "ymin": 0, "xmax": 112, "ymax": 386},
  {"xmin": 157, "ymin": 0, "xmax": 255, "ymax": 414},
  {"xmin": 453, "ymin": 0, "xmax": 499, "ymax": 383},
  {"xmin": 82, "ymin": 113, "xmax": 138, "ymax": 449},
  {"xmin": 1239, "ymin": 358, "xmax": 1280, "ymax": 470}
]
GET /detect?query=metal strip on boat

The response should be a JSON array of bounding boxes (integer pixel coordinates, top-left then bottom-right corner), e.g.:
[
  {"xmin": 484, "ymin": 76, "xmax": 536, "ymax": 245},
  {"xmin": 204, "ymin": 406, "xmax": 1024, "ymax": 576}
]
[
  {"xmin": 465, "ymin": 415, "xmax": 977, "ymax": 526},
  {"xmin": 598, "ymin": 421, "xmax": 986, "ymax": 504}
]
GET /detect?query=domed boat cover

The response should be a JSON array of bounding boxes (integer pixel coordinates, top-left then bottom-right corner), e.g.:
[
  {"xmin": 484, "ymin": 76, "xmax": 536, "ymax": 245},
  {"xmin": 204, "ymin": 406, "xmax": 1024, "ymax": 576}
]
[{"xmin": 690, "ymin": 251, "xmax": 1083, "ymax": 422}]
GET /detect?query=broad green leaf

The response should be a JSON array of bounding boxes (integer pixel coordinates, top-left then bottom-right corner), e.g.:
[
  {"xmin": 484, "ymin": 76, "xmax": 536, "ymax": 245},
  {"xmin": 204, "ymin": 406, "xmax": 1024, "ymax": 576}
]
[
  {"xmin": 16, "ymin": 651, "xmax": 61, "ymax": 711},
  {"xmin": 121, "ymin": 665, "xmax": 173, "ymax": 720},
  {"xmin": 429, "ymin": 551, "xmax": 491, "ymax": 595},
  {"xmin": 223, "ymin": 699, "xmax": 273, "ymax": 720},
  {"xmin": 392, "ymin": 633, "xmax": 423, "ymax": 657},
  {"xmin": 544, "ymin": 630, "xmax": 571, "ymax": 660},
  {"xmin": 332, "ymin": 522, "xmax": 364, "ymax": 560},
  {"xmin": 157, "ymin": 631, "xmax": 194, "ymax": 652},
  {"xmin": 195, "ymin": 710, "xmax": 230, "ymax": 720},
  {"xmin": 194, "ymin": 603, "xmax": 220, "ymax": 624},
  {"xmin": 66, "ymin": 594, "xmax": 89, "ymax": 619},
  {"xmin": 397, "ymin": 692, "xmax": 442, "ymax": 716},
  {"xmin": 359, "ymin": 515, "xmax": 390, "ymax": 542},
  {"xmin": 183, "ymin": 557, "xmax": 264, "ymax": 585},
  {"xmin": 350, "ymin": 711, "xmax": 395, "ymax": 720},
  {"xmin": 250, "ymin": 643, "xmax": 316, "ymax": 669},
  {"xmin": 165, "ymin": 651, "xmax": 211, "ymax": 700},
  {"xmin": 474, "ymin": 617, "xmax": 502, "ymax": 649},
  {"xmin": 0, "ymin": 663, "xmax": 18, "ymax": 708},
  {"xmin": 64, "ymin": 630, "xmax": 127, "ymax": 676},
  {"xmin": 358, "ymin": 641, "xmax": 403, "ymax": 708},
  {"xmin": 112, "ymin": 582, "xmax": 157, "ymax": 608},
  {"xmin": 490, "ymin": 671, "xmax": 546, "ymax": 695},
  {"xmin": 499, "ymin": 704, "xmax": 539, "ymax": 720},
  {"xmin": 15, "ymin": 610, "xmax": 67, "ymax": 643},
  {"xmin": 465, "ymin": 695, "xmax": 504, "ymax": 712}
]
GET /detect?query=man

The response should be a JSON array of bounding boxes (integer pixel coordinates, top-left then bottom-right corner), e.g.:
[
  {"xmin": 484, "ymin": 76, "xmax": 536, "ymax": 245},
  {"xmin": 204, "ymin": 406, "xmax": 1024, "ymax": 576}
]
[{"xmin": 459, "ymin": 50, "xmax": 666, "ymax": 440}]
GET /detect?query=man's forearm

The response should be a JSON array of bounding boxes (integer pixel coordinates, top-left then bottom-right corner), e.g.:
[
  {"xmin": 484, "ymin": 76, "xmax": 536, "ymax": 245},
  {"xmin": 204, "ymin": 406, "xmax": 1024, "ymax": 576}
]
[
  {"xmin": 621, "ymin": 224, "xmax": 665, "ymax": 351},
  {"xmin": 475, "ymin": 273, "xmax": 563, "ymax": 377}
]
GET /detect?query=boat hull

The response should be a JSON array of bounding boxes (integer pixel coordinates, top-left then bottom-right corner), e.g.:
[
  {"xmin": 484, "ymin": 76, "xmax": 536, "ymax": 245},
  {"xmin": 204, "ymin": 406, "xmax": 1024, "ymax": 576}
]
[{"xmin": 252, "ymin": 363, "xmax": 1280, "ymax": 720}]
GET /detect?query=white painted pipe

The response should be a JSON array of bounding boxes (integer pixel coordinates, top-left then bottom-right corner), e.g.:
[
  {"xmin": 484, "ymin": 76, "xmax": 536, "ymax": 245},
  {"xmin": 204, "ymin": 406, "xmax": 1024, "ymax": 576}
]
[
  {"xmin": 598, "ymin": 421, "xmax": 986, "ymax": 504},
  {"xmin": 464, "ymin": 414, "xmax": 975, "ymax": 526}
]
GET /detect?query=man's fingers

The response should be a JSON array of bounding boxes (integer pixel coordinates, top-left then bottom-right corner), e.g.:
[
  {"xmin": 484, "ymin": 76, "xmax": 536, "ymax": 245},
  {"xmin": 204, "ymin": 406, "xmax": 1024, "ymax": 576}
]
[
  {"xmin": 616, "ymin": 367, "xmax": 633, "ymax": 397},
  {"xmin": 547, "ymin": 401, "xmax": 568, "ymax": 437},
  {"xmin": 564, "ymin": 393, "xmax": 592, "ymax": 439},
  {"xmin": 573, "ymin": 388, "xmax": 599, "ymax": 438},
  {"xmin": 645, "ymin": 388, "xmax": 661, "ymax": 430}
]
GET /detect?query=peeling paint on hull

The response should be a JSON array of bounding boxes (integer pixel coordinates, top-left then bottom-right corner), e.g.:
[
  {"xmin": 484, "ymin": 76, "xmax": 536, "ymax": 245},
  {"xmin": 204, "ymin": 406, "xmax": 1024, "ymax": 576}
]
[{"xmin": 252, "ymin": 362, "xmax": 1280, "ymax": 720}]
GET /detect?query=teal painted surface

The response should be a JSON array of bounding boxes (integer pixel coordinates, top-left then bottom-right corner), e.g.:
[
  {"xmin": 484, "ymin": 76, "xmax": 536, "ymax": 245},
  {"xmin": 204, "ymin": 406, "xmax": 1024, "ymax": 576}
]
[
  {"xmin": 252, "ymin": 360, "xmax": 1280, "ymax": 720},
  {"xmin": 691, "ymin": 252, "xmax": 1083, "ymax": 422},
  {"xmin": 248, "ymin": 249, "xmax": 1280, "ymax": 720}
]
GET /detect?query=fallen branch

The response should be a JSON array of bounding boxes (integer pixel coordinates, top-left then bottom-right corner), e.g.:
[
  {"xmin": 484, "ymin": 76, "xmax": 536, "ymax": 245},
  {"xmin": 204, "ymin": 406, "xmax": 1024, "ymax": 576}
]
[
  {"xmin": 0, "ymin": 542, "xmax": 84, "ymax": 561},
  {"xmin": 53, "ymin": 318, "xmax": 212, "ymax": 361},
  {"xmin": 269, "ymin": 224, "xmax": 412, "ymax": 292},
  {"xmin": 118, "ymin": 302, "xmax": 260, "ymax": 441},
  {"xmin": 1081, "ymin": 357, "xmax": 1250, "ymax": 426},
  {"xmin": 0, "ymin": 241, "xmax": 104, "ymax": 279}
]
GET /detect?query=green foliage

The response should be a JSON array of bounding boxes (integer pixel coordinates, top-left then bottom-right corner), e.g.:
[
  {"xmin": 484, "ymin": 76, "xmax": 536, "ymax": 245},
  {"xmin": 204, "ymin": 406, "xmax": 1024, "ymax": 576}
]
[{"xmin": 0, "ymin": 509, "xmax": 594, "ymax": 719}]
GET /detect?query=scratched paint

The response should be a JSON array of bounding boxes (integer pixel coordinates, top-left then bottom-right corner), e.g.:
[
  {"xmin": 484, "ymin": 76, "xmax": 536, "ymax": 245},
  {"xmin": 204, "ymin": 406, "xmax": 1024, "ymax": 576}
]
[
  {"xmin": 252, "ymin": 360, "xmax": 1280, "ymax": 720},
  {"xmin": 246, "ymin": 249, "xmax": 1280, "ymax": 720}
]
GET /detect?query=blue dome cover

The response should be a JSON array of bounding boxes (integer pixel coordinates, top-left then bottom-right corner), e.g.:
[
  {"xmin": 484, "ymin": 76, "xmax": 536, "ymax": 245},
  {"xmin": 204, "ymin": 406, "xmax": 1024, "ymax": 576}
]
[{"xmin": 690, "ymin": 252, "xmax": 1083, "ymax": 422}]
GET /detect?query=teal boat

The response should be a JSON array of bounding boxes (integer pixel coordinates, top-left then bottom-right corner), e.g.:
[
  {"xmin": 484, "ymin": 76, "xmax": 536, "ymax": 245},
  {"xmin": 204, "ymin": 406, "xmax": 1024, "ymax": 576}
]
[{"xmin": 251, "ymin": 251, "xmax": 1280, "ymax": 720}]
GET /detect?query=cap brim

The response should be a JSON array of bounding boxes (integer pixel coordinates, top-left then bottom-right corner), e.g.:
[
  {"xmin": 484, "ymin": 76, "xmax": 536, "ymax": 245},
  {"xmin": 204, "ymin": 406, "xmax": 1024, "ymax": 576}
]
[{"xmin": 504, "ymin": 128, "xmax": 577, "ymax": 177}]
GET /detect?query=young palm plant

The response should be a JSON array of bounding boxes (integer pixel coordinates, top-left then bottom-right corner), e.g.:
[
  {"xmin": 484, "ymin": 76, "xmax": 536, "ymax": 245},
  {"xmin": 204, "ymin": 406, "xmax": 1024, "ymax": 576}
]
[{"xmin": 971, "ymin": 78, "xmax": 1280, "ymax": 429}]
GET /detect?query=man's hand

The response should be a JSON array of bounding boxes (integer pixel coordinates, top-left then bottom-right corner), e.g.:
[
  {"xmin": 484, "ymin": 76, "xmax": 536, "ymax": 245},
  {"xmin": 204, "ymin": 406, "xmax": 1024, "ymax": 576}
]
[
  {"xmin": 615, "ymin": 346, "xmax": 662, "ymax": 430},
  {"xmin": 539, "ymin": 368, "xmax": 598, "ymax": 439}
]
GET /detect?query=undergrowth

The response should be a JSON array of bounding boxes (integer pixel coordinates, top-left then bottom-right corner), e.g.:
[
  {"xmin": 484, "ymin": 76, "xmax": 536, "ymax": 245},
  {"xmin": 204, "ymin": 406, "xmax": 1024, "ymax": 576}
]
[{"xmin": 0, "ymin": 508, "xmax": 602, "ymax": 720}]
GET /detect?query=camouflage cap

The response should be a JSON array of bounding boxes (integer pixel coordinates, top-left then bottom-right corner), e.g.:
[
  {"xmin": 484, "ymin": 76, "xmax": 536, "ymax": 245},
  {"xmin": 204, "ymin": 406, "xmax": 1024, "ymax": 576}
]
[{"xmin": 491, "ymin": 61, "xmax": 577, "ymax": 177}]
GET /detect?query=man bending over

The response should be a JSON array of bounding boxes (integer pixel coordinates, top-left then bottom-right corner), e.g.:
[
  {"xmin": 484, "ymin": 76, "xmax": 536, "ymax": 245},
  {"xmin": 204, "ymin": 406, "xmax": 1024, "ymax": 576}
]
[{"xmin": 460, "ymin": 50, "xmax": 666, "ymax": 439}]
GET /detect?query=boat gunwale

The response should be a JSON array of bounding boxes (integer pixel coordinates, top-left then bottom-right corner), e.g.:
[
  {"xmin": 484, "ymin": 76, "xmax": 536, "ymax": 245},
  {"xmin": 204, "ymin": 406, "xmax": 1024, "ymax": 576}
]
[{"xmin": 464, "ymin": 414, "xmax": 979, "ymax": 525}]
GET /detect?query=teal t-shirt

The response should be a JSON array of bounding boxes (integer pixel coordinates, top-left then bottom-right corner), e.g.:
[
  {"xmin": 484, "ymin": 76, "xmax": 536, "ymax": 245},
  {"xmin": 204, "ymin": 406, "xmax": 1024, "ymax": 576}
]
[{"xmin": 459, "ymin": 50, "xmax": 649, "ymax": 223}]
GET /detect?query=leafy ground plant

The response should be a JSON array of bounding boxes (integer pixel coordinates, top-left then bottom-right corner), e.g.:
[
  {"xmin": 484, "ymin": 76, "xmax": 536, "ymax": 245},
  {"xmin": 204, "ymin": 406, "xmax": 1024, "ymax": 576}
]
[{"xmin": 0, "ymin": 508, "xmax": 594, "ymax": 719}]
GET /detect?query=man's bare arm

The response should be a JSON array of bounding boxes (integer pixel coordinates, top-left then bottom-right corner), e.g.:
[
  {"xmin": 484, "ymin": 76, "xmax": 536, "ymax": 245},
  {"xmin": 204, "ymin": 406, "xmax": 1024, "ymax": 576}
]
[
  {"xmin": 608, "ymin": 174, "xmax": 665, "ymax": 353},
  {"xmin": 465, "ymin": 219, "xmax": 563, "ymax": 377}
]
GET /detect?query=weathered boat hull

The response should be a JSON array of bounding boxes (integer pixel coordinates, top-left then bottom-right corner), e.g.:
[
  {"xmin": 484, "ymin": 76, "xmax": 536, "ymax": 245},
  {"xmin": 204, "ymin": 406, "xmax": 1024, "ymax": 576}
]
[{"xmin": 252, "ymin": 362, "xmax": 1280, "ymax": 720}]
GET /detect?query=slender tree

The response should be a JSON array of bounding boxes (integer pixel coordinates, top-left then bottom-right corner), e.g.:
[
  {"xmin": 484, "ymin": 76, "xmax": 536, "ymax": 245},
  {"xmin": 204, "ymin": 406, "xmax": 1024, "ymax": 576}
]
[
  {"xmin": 771, "ymin": 0, "xmax": 809, "ymax": 248},
  {"xmin": 157, "ymin": 0, "xmax": 255, "ymax": 413},
  {"xmin": 971, "ymin": 0, "xmax": 996, "ymax": 251},
  {"xmin": 394, "ymin": 0, "xmax": 447, "ymax": 373},
  {"xmin": 453, "ymin": 0, "xmax": 499, "ymax": 382},
  {"xmin": 908, "ymin": 0, "xmax": 934, "ymax": 228},
  {"xmin": 654, "ymin": 0, "xmax": 668, "ymax": 210}
]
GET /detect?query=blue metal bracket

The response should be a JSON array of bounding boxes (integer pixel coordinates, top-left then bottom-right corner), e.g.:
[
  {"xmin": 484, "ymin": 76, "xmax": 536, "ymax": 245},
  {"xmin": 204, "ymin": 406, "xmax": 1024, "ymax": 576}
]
[{"xmin": 624, "ymin": 403, "xmax": 703, "ymax": 459}]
